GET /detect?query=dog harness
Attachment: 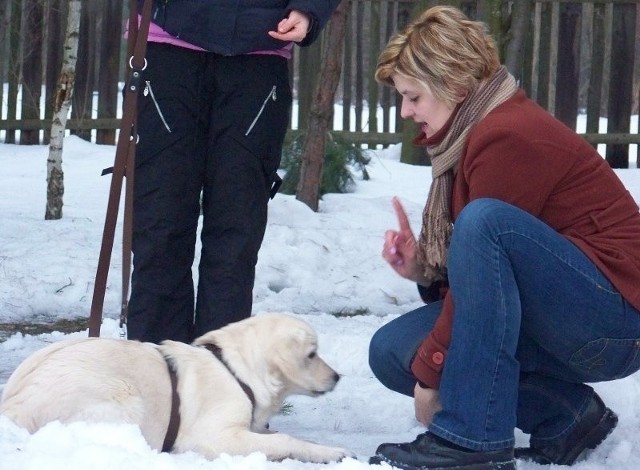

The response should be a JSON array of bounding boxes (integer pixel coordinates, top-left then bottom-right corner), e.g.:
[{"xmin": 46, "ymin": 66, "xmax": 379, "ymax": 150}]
[
  {"xmin": 160, "ymin": 343, "xmax": 257, "ymax": 453},
  {"xmin": 202, "ymin": 343, "xmax": 256, "ymax": 408},
  {"xmin": 161, "ymin": 355, "xmax": 181, "ymax": 452}
]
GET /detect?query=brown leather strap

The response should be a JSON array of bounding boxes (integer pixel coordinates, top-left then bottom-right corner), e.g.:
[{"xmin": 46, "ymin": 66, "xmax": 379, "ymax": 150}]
[
  {"xmin": 88, "ymin": 0, "xmax": 153, "ymax": 337},
  {"xmin": 203, "ymin": 343, "xmax": 256, "ymax": 409},
  {"xmin": 162, "ymin": 355, "xmax": 181, "ymax": 452}
]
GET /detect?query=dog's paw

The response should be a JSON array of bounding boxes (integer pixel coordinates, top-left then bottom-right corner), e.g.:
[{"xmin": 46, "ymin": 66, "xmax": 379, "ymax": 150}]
[{"xmin": 317, "ymin": 446, "xmax": 357, "ymax": 463}]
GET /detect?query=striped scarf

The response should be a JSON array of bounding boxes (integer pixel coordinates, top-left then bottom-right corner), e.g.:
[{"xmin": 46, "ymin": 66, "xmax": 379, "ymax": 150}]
[{"xmin": 416, "ymin": 66, "xmax": 518, "ymax": 280}]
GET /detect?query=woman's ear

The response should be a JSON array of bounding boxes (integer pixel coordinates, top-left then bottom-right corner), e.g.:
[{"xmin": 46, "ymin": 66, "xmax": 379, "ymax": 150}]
[{"xmin": 455, "ymin": 91, "xmax": 468, "ymax": 103}]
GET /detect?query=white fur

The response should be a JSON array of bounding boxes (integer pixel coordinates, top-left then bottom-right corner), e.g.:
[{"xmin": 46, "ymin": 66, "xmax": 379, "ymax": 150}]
[{"xmin": 0, "ymin": 313, "xmax": 354, "ymax": 463}]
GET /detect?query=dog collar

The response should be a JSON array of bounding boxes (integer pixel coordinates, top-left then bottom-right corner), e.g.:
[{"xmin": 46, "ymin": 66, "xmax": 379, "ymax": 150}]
[{"xmin": 202, "ymin": 343, "xmax": 256, "ymax": 409}]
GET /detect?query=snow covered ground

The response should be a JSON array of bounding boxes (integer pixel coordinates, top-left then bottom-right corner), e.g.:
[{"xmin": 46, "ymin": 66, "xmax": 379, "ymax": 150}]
[{"xmin": 0, "ymin": 120, "xmax": 639, "ymax": 469}]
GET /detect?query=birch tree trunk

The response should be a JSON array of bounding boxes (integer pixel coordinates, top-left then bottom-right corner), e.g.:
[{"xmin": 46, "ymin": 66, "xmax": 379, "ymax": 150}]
[
  {"xmin": 45, "ymin": 0, "xmax": 81, "ymax": 220},
  {"xmin": 295, "ymin": 0, "xmax": 348, "ymax": 211}
]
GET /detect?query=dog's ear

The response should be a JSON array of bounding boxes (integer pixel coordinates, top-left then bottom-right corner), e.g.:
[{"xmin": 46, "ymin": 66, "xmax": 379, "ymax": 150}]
[
  {"xmin": 285, "ymin": 326, "xmax": 315, "ymax": 352},
  {"xmin": 269, "ymin": 327, "xmax": 318, "ymax": 374}
]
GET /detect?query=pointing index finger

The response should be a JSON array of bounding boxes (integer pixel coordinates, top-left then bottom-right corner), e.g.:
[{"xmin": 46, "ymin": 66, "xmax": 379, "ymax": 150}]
[{"xmin": 391, "ymin": 196, "xmax": 412, "ymax": 232}]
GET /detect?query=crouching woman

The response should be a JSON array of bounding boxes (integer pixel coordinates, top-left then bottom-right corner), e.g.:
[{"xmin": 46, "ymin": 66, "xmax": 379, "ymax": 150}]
[{"xmin": 368, "ymin": 5, "xmax": 640, "ymax": 470}]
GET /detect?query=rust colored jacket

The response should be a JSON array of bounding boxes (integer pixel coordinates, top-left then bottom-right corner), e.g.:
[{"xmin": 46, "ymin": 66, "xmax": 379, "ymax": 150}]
[{"xmin": 411, "ymin": 90, "xmax": 640, "ymax": 389}]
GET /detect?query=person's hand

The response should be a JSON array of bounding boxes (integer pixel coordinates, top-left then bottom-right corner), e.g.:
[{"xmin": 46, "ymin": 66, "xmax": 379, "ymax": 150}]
[
  {"xmin": 414, "ymin": 382, "xmax": 442, "ymax": 426},
  {"xmin": 382, "ymin": 197, "xmax": 423, "ymax": 282},
  {"xmin": 268, "ymin": 10, "xmax": 311, "ymax": 43}
]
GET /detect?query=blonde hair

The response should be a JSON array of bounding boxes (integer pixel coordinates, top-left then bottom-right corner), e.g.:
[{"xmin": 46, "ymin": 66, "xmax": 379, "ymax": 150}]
[{"xmin": 375, "ymin": 6, "xmax": 501, "ymax": 107}]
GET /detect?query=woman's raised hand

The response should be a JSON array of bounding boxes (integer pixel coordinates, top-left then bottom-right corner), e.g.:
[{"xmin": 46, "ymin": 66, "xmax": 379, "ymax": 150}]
[{"xmin": 382, "ymin": 197, "xmax": 423, "ymax": 282}]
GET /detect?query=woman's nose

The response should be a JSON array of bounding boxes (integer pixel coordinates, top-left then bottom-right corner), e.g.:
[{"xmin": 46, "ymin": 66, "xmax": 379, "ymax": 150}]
[{"xmin": 400, "ymin": 100, "xmax": 412, "ymax": 119}]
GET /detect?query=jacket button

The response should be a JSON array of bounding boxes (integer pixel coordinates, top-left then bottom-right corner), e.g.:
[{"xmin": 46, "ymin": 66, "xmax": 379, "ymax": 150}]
[{"xmin": 432, "ymin": 352, "xmax": 444, "ymax": 365}]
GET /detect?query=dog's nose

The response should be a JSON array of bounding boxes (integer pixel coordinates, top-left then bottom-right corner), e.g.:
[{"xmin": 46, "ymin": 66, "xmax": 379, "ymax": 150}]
[{"xmin": 333, "ymin": 371, "xmax": 340, "ymax": 383}]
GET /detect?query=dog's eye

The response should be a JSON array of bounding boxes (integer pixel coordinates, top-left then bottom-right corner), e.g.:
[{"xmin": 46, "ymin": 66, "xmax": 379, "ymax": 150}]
[{"xmin": 308, "ymin": 351, "xmax": 316, "ymax": 359}]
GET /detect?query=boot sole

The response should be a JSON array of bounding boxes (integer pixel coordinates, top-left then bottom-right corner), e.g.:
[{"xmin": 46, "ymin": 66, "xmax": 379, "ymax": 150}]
[{"xmin": 369, "ymin": 455, "xmax": 516, "ymax": 470}]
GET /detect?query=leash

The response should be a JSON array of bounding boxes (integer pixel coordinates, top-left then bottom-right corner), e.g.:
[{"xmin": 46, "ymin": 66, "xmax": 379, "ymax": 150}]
[{"xmin": 88, "ymin": 0, "xmax": 153, "ymax": 337}]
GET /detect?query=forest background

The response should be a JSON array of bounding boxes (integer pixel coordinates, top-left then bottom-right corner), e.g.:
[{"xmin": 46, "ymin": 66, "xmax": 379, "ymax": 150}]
[
  {"xmin": 0, "ymin": 2, "xmax": 638, "ymax": 145},
  {"xmin": 0, "ymin": 0, "xmax": 639, "ymax": 211}
]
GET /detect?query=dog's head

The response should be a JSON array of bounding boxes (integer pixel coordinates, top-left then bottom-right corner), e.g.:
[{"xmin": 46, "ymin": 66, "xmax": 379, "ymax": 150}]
[
  {"xmin": 264, "ymin": 314, "xmax": 340, "ymax": 397},
  {"xmin": 196, "ymin": 313, "xmax": 340, "ymax": 399}
]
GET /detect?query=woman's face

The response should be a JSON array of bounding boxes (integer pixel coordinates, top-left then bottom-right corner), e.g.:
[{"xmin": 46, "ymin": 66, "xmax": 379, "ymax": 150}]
[{"xmin": 392, "ymin": 74, "xmax": 457, "ymax": 139}]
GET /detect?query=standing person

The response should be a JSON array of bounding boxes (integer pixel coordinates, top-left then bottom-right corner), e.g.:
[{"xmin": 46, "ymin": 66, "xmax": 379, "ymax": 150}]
[
  {"xmin": 127, "ymin": 1, "xmax": 341, "ymax": 344},
  {"xmin": 368, "ymin": 6, "xmax": 640, "ymax": 470}
]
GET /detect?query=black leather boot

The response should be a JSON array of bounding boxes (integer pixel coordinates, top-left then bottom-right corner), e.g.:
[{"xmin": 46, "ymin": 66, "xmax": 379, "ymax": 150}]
[
  {"xmin": 515, "ymin": 393, "xmax": 618, "ymax": 465},
  {"xmin": 369, "ymin": 432, "xmax": 516, "ymax": 470}
]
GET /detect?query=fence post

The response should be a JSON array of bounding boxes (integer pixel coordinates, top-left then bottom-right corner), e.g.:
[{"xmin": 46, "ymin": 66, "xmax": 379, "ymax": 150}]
[
  {"xmin": 586, "ymin": 2, "xmax": 606, "ymax": 141},
  {"xmin": 20, "ymin": 0, "xmax": 45, "ymax": 145},
  {"xmin": 555, "ymin": 2, "xmax": 581, "ymax": 128},
  {"xmin": 6, "ymin": 0, "xmax": 23, "ymax": 144},
  {"xmin": 606, "ymin": 2, "xmax": 636, "ymax": 168}
]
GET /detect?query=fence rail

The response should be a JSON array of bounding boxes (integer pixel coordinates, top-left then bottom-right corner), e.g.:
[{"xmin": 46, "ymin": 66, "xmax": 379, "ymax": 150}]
[
  {"xmin": 3, "ymin": 118, "xmax": 640, "ymax": 147},
  {"xmin": 1, "ymin": 0, "xmax": 639, "ymax": 164}
]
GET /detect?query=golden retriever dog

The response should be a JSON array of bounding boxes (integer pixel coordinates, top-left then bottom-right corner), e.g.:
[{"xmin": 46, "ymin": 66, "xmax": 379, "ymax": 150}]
[{"xmin": 0, "ymin": 313, "xmax": 354, "ymax": 463}]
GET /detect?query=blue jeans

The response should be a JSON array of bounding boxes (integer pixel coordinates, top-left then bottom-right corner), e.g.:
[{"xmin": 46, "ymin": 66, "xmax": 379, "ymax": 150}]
[{"xmin": 369, "ymin": 198, "xmax": 640, "ymax": 451}]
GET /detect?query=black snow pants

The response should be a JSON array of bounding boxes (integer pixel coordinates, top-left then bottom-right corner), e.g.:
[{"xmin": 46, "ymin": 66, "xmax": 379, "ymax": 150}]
[{"xmin": 127, "ymin": 43, "xmax": 292, "ymax": 343}]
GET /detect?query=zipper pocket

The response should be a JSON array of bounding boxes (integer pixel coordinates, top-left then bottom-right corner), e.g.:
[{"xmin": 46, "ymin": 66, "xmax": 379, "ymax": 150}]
[
  {"xmin": 144, "ymin": 80, "xmax": 172, "ymax": 133},
  {"xmin": 245, "ymin": 85, "xmax": 277, "ymax": 136}
]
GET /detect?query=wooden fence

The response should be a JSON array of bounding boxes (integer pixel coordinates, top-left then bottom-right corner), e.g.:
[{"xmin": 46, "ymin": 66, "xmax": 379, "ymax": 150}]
[{"xmin": 1, "ymin": 0, "xmax": 639, "ymax": 166}]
